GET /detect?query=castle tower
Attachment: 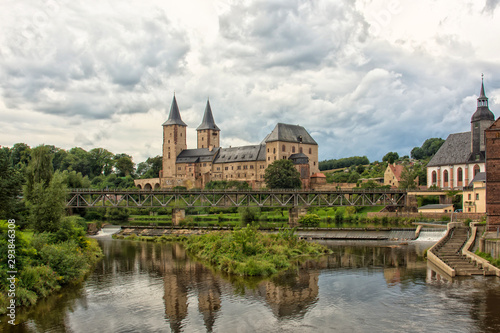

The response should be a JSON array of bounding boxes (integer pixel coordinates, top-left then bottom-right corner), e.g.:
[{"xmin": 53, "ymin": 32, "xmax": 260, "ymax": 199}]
[
  {"xmin": 162, "ymin": 95, "xmax": 187, "ymax": 179},
  {"xmin": 471, "ymin": 77, "xmax": 495, "ymax": 157},
  {"xmin": 196, "ymin": 100, "xmax": 220, "ymax": 149}
]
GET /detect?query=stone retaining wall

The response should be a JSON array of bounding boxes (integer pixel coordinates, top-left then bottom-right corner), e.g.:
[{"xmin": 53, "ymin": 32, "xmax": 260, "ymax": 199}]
[
  {"xmin": 367, "ymin": 212, "xmax": 485, "ymax": 222},
  {"xmin": 484, "ymin": 239, "xmax": 500, "ymax": 258}
]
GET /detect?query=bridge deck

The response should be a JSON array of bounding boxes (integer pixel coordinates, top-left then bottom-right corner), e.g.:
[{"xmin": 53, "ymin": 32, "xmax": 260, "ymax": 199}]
[{"xmin": 66, "ymin": 189, "xmax": 408, "ymax": 209}]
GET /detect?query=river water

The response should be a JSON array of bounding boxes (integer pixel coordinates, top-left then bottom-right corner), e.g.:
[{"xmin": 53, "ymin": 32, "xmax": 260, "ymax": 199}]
[{"xmin": 3, "ymin": 227, "xmax": 500, "ymax": 333}]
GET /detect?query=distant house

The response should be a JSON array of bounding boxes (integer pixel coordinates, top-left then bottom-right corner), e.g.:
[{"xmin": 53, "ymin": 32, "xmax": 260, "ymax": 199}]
[
  {"xmin": 463, "ymin": 172, "xmax": 486, "ymax": 213},
  {"xmin": 418, "ymin": 204, "xmax": 454, "ymax": 214},
  {"xmin": 427, "ymin": 79, "xmax": 495, "ymax": 189},
  {"xmin": 384, "ymin": 164, "xmax": 404, "ymax": 188}
]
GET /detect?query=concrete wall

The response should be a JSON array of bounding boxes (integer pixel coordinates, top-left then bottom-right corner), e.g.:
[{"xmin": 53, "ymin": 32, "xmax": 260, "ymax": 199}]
[{"xmin": 484, "ymin": 239, "xmax": 500, "ymax": 258}]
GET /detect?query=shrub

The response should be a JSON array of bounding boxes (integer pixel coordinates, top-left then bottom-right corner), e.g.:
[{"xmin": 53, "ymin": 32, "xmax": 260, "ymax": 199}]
[{"xmin": 298, "ymin": 214, "xmax": 321, "ymax": 227}]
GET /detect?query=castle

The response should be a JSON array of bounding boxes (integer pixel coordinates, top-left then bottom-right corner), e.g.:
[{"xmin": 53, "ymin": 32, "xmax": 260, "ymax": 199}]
[
  {"xmin": 135, "ymin": 96, "xmax": 320, "ymax": 190},
  {"xmin": 427, "ymin": 79, "xmax": 495, "ymax": 189}
]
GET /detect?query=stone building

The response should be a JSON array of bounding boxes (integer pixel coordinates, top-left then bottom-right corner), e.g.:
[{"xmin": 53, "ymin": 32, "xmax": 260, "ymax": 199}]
[
  {"xmin": 136, "ymin": 96, "xmax": 319, "ymax": 189},
  {"xmin": 427, "ymin": 79, "xmax": 495, "ymax": 189},
  {"xmin": 463, "ymin": 172, "xmax": 486, "ymax": 213}
]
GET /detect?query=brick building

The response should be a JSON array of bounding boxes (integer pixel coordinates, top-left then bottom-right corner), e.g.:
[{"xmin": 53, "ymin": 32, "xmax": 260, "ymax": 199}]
[
  {"xmin": 485, "ymin": 117, "xmax": 500, "ymax": 230},
  {"xmin": 427, "ymin": 79, "xmax": 495, "ymax": 189},
  {"xmin": 136, "ymin": 96, "xmax": 319, "ymax": 189}
]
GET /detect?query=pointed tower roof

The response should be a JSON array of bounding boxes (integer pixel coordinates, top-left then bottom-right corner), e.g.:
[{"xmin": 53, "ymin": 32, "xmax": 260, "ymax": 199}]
[
  {"xmin": 196, "ymin": 100, "xmax": 220, "ymax": 131},
  {"xmin": 471, "ymin": 76, "xmax": 495, "ymax": 122},
  {"xmin": 162, "ymin": 95, "xmax": 187, "ymax": 126}
]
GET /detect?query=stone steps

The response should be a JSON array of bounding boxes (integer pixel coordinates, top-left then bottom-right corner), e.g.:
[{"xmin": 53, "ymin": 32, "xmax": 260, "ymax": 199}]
[{"xmin": 433, "ymin": 227, "xmax": 486, "ymax": 276}]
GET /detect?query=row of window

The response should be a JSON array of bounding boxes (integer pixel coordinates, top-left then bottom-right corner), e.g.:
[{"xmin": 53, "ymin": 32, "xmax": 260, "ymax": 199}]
[
  {"xmin": 268, "ymin": 146, "xmax": 313, "ymax": 154},
  {"xmin": 431, "ymin": 165, "xmax": 481, "ymax": 184}
]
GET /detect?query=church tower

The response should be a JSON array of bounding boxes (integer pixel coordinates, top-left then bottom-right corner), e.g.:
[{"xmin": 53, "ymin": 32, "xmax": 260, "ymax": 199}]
[
  {"xmin": 162, "ymin": 95, "xmax": 187, "ymax": 179},
  {"xmin": 196, "ymin": 100, "xmax": 220, "ymax": 149},
  {"xmin": 470, "ymin": 77, "xmax": 495, "ymax": 159}
]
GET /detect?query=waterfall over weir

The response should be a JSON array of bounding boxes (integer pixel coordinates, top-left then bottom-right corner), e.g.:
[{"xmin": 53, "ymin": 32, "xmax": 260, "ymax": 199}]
[{"xmin": 415, "ymin": 229, "xmax": 447, "ymax": 242}]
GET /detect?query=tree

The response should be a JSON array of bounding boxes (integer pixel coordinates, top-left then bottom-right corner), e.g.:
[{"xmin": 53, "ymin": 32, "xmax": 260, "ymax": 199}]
[
  {"xmin": 411, "ymin": 138, "xmax": 445, "ymax": 160},
  {"xmin": 89, "ymin": 148, "xmax": 114, "ymax": 177},
  {"xmin": 24, "ymin": 146, "xmax": 66, "ymax": 232},
  {"xmin": 398, "ymin": 166, "xmax": 418, "ymax": 189},
  {"xmin": 382, "ymin": 152, "xmax": 399, "ymax": 164},
  {"xmin": 10, "ymin": 143, "xmax": 31, "ymax": 169},
  {"xmin": 0, "ymin": 148, "xmax": 24, "ymax": 221},
  {"xmin": 25, "ymin": 145, "xmax": 54, "ymax": 201},
  {"xmin": 137, "ymin": 155, "xmax": 162, "ymax": 178},
  {"xmin": 26, "ymin": 172, "xmax": 67, "ymax": 232},
  {"xmin": 114, "ymin": 154, "xmax": 135, "ymax": 177},
  {"xmin": 264, "ymin": 159, "xmax": 302, "ymax": 189}
]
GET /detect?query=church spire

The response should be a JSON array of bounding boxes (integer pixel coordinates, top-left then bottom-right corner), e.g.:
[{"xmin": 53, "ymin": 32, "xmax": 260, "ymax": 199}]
[
  {"xmin": 472, "ymin": 75, "xmax": 494, "ymax": 121},
  {"xmin": 197, "ymin": 99, "xmax": 220, "ymax": 131},
  {"xmin": 163, "ymin": 95, "xmax": 187, "ymax": 126}
]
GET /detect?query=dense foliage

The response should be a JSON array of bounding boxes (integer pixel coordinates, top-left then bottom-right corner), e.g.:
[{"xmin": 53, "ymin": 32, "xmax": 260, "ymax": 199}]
[
  {"xmin": 182, "ymin": 225, "xmax": 331, "ymax": 276},
  {"xmin": 411, "ymin": 138, "xmax": 445, "ymax": 160},
  {"xmin": 264, "ymin": 159, "xmax": 302, "ymax": 189},
  {"xmin": 0, "ymin": 217, "xmax": 103, "ymax": 314},
  {"xmin": 319, "ymin": 156, "xmax": 369, "ymax": 171}
]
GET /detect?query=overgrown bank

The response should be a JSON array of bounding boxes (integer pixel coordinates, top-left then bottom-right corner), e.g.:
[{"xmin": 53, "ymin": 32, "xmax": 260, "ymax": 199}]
[
  {"xmin": 115, "ymin": 225, "xmax": 332, "ymax": 276},
  {"xmin": 0, "ymin": 217, "xmax": 103, "ymax": 316}
]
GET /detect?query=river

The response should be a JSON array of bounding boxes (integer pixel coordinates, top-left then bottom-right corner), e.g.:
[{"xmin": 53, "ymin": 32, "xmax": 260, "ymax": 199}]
[{"xmin": 2, "ymin": 227, "xmax": 500, "ymax": 333}]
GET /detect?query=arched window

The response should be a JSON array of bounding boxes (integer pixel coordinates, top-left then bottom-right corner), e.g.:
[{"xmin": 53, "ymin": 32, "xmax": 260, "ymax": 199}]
[
  {"xmin": 457, "ymin": 167, "xmax": 463, "ymax": 186},
  {"xmin": 432, "ymin": 171, "xmax": 437, "ymax": 184},
  {"xmin": 474, "ymin": 164, "xmax": 480, "ymax": 176},
  {"xmin": 443, "ymin": 170, "xmax": 449, "ymax": 187},
  {"xmin": 299, "ymin": 147, "xmax": 303, "ymax": 153},
  {"xmin": 292, "ymin": 146, "xmax": 296, "ymax": 153}
]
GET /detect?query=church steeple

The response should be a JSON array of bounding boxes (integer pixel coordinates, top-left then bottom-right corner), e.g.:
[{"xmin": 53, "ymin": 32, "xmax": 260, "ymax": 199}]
[
  {"xmin": 163, "ymin": 95, "xmax": 187, "ymax": 126},
  {"xmin": 197, "ymin": 99, "xmax": 220, "ymax": 149},
  {"xmin": 197, "ymin": 100, "xmax": 220, "ymax": 131},
  {"xmin": 471, "ymin": 76, "xmax": 495, "ymax": 155}
]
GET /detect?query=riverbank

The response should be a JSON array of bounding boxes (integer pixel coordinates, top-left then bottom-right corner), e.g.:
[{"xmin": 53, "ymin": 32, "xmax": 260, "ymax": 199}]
[{"xmin": 0, "ymin": 219, "xmax": 103, "ymax": 318}]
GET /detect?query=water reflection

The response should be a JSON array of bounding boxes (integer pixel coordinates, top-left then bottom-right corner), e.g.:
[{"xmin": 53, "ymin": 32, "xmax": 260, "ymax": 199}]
[{"xmin": 2, "ymin": 239, "xmax": 500, "ymax": 333}]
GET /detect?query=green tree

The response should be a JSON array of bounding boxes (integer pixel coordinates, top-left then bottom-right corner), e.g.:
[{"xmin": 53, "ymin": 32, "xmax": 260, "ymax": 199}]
[
  {"xmin": 264, "ymin": 159, "xmax": 302, "ymax": 189},
  {"xmin": 26, "ymin": 172, "xmax": 67, "ymax": 233},
  {"xmin": 10, "ymin": 143, "xmax": 31, "ymax": 170},
  {"xmin": 89, "ymin": 148, "xmax": 114, "ymax": 177},
  {"xmin": 114, "ymin": 154, "xmax": 135, "ymax": 177},
  {"xmin": 24, "ymin": 145, "xmax": 54, "ymax": 201},
  {"xmin": 0, "ymin": 148, "xmax": 25, "ymax": 221},
  {"xmin": 382, "ymin": 152, "xmax": 399, "ymax": 164},
  {"xmin": 411, "ymin": 138, "xmax": 445, "ymax": 160},
  {"xmin": 398, "ymin": 166, "xmax": 418, "ymax": 189}
]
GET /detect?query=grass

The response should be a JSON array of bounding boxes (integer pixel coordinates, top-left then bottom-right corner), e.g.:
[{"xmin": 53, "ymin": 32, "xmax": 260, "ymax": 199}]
[
  {"xmin": 182, "ymin": 225, "xmax": 332, "ymax": 276},
  {"xmin": 475, "ymin": 251, "xmax": 500, "ymax": 268}
]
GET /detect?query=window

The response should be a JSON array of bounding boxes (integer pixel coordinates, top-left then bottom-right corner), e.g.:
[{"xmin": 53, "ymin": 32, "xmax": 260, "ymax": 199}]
[
  {"xmin": 273, "ymin": 148, "xmax": 276, "ymax": 154},
  {"xmin": 299, "ymin": 147, "xmax": 303, "ymax": 153},
  {"xmin": 476, "ymin": 193, "xmax": 479, "ymax": 200},
  {"xmin": 282, "ymin": 145, "xmax": 285, "ymax": 152},
  {"xmin": 202, "ymin": 137, "xmax": 204, "ymax": 141},
  {"xmin": 474, "ymin": 164, "xmax": 480, "ymax": 176},
  {"xmin": 274, "ymin": 156, "xmax": 276, "ymax": 160},
  {"xmin": 309, "ymin": 148, "xmax": 312, "ymax": 154},
  {"xmin": 267, "ymin": 148, "xmax": 269, "ymax": 153},
  {"xmin": 443, "ymin": 170, "xmax": 449, "ymax": 183},
  {"xmin": 168, "ymin": 152, "xmax": 170, "ymax": 159},
  {"xmin": 292, "ymin": 146, "xmax": 295, "ymax": 153},
  {"xmin": 250, "ymin": 165, "xmax": 254, "ymax": 169},
  {"xmin": 225, "ymin": 167, "xmax": 228, "ymax": 170},
  {"xmin": 432, "ymin": 171, "xmax": 437, "ymax": 184},
  {"xmin": 457, "ymin": 168, "xmax": 463, "ymax": 182},
  {"xmin": 468, "ymin": 194, "xmax": 471, "ymax": 200},
  {"xmin": 203, "ymin": 163, "xmax": 206, "ymax": 167},
  {"xmin": 268, "ymin": 157, "xmax": 270, "ymax": 161},
  {"xmin": 237, "ymin": 166, "xmax": 241, "ymax": 170}
]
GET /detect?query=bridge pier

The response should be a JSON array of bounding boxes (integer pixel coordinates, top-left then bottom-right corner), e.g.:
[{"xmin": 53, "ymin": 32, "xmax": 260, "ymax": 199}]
[
  {"xmin": 404, "ymin": 194, "xmax": 418, "ymax": 213},
  {"xmin": 288, "ymin": 207, "xmax": 307, "ymax": 226},
  {"xmin": 172, "ymin": 209, "xmax": 185, "ymax": 226}
]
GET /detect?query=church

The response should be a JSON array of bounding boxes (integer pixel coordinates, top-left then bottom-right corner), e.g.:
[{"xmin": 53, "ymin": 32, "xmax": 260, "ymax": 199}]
[
  {"xmin": 427, "ymin": 79, "xmax": 496, "ymax": 189},
  {"xmin": 136, "ymin": 96, "xmax": 320, "ymax": 190}
]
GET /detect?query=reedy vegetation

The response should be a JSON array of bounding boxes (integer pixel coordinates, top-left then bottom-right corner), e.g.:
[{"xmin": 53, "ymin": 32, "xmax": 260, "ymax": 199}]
[{"xmin": 182, "ymin": 225, "xmax": 331, "ymax": 276}]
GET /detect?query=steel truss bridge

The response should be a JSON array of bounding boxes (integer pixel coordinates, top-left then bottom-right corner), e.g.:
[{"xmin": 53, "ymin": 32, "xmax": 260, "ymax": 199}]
[{"xmin": 66, "ymin": 189, "xmax": 408, "ymax": 209}]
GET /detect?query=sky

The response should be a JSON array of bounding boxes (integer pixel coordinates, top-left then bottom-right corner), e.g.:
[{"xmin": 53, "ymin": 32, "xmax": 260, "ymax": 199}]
[{"xmin": 1, "ymin": 0, "xmax": 500, "ymax": 165}]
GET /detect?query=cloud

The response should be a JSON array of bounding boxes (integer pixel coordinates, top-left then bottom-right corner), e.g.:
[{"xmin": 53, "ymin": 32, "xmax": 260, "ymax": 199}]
[{"xmin": 1, "ymin": 0, "xmax": 500, "ymax": 165}]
